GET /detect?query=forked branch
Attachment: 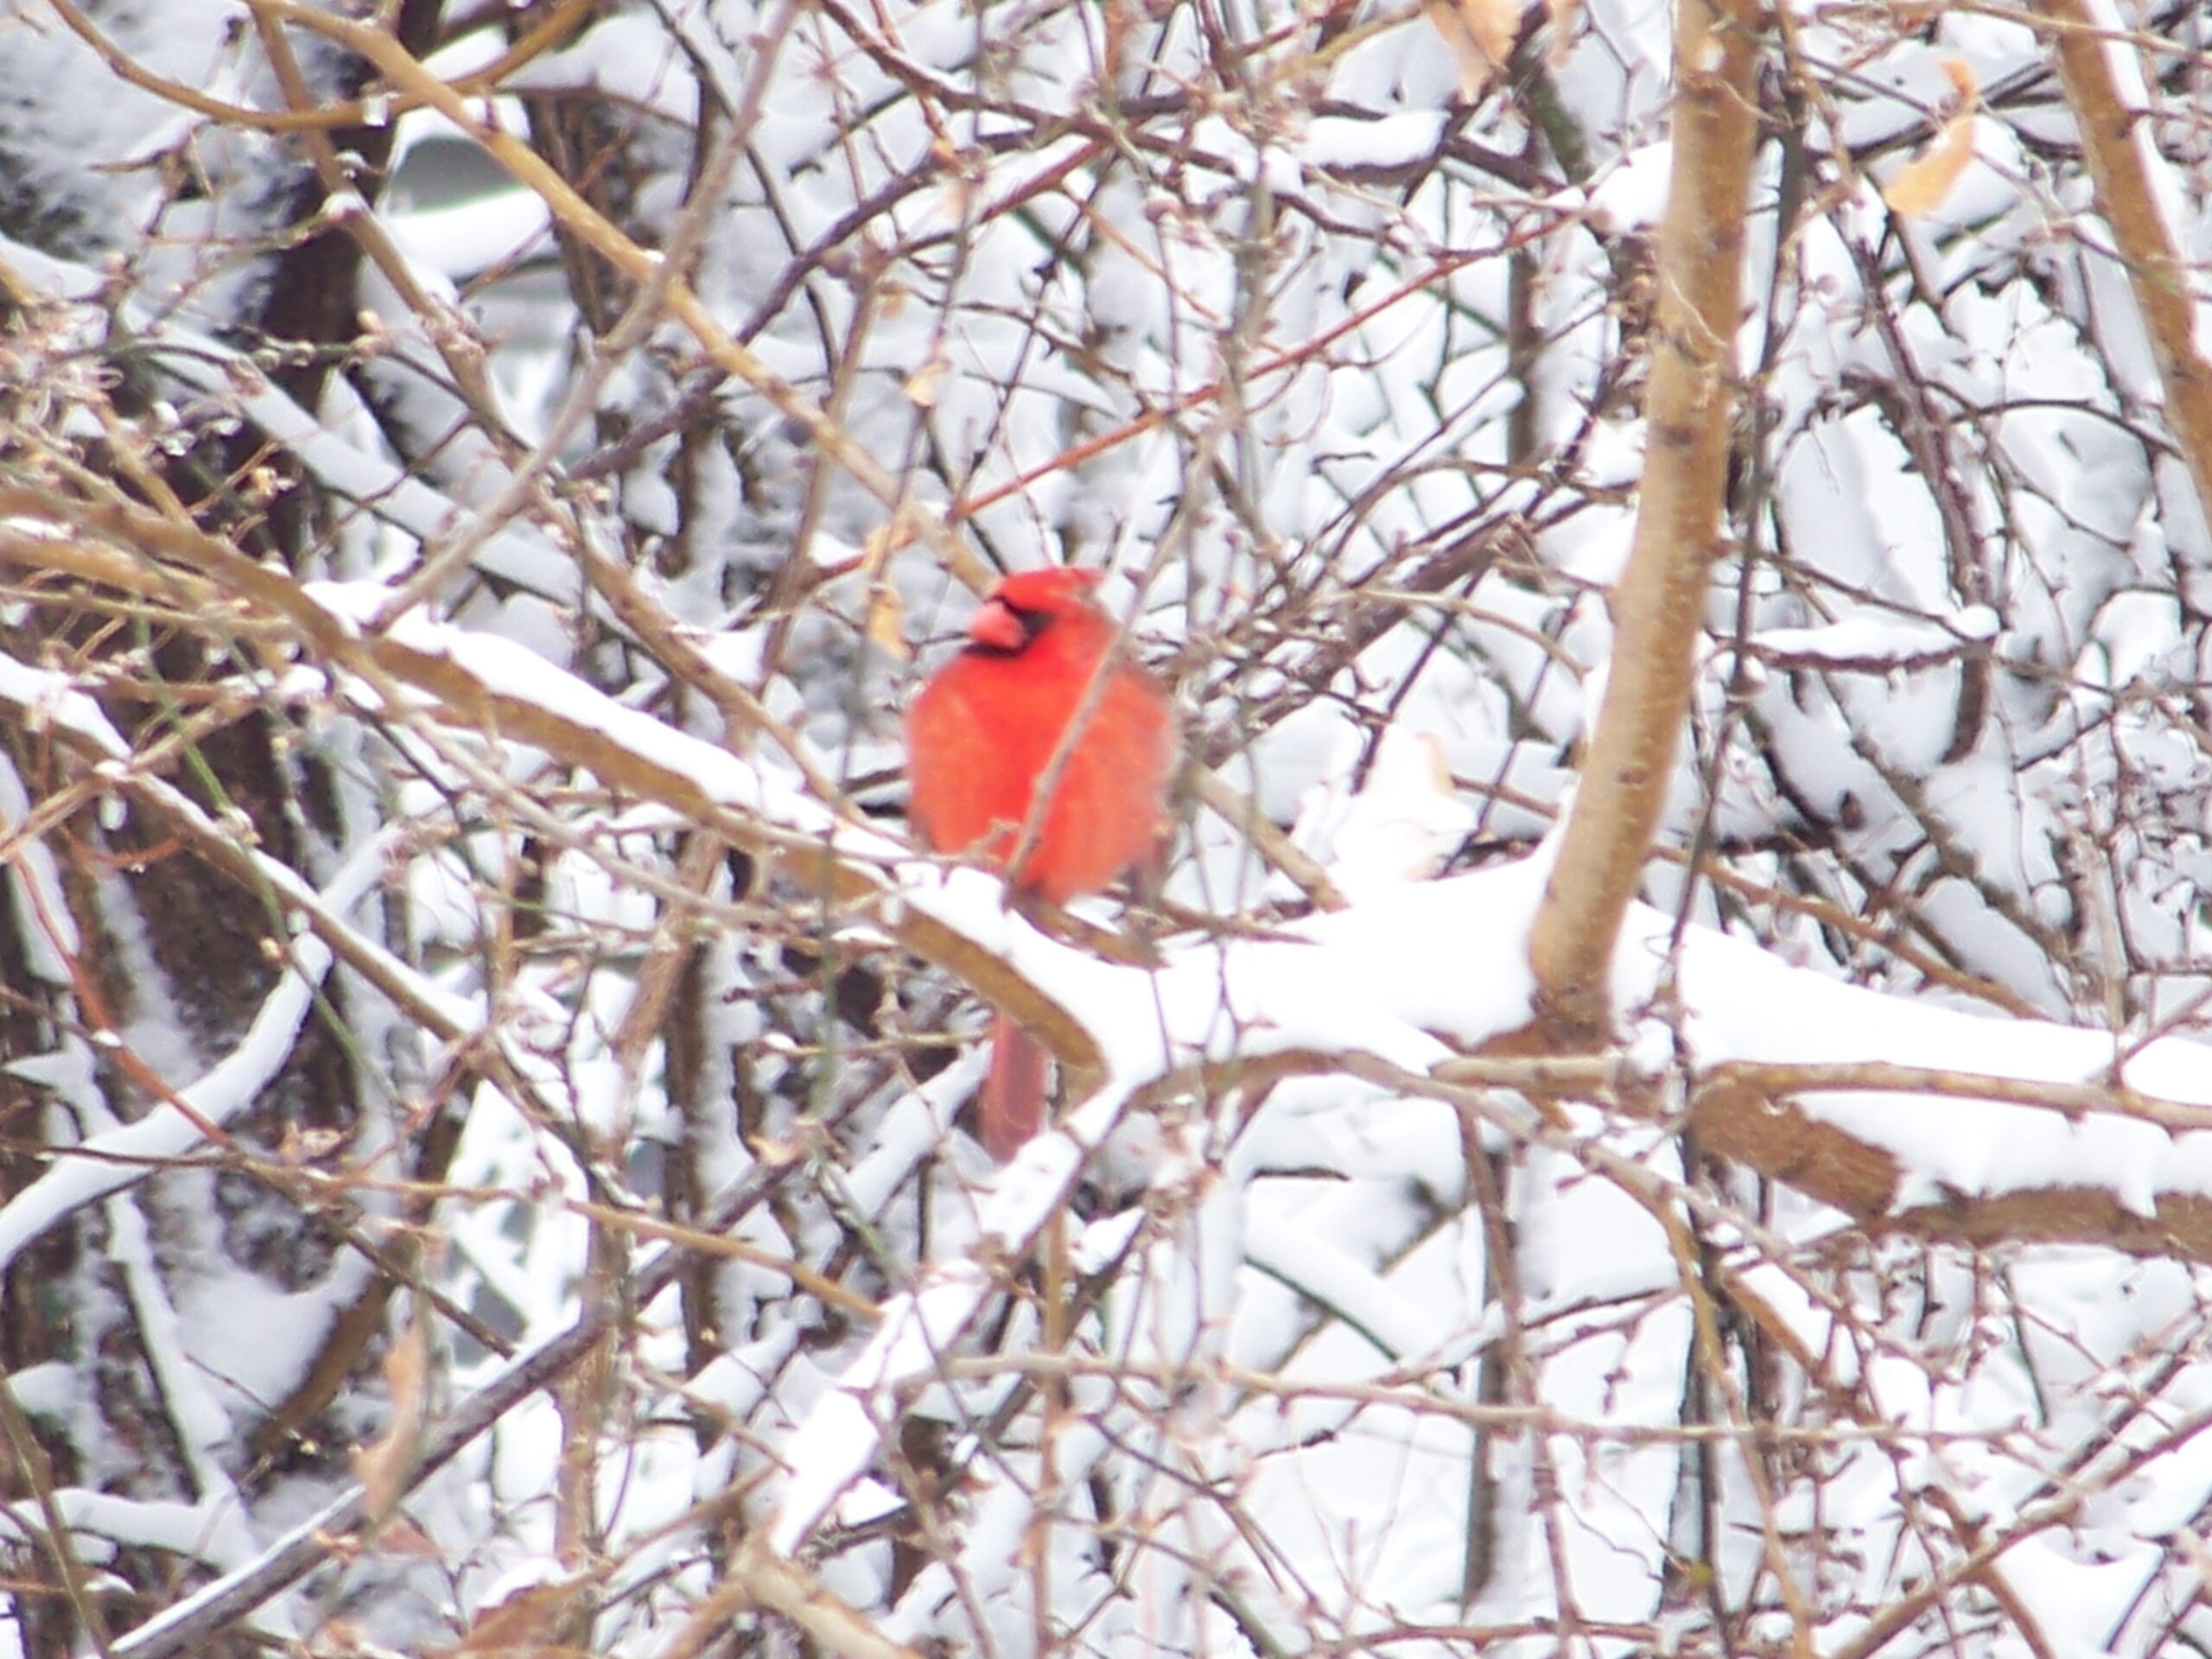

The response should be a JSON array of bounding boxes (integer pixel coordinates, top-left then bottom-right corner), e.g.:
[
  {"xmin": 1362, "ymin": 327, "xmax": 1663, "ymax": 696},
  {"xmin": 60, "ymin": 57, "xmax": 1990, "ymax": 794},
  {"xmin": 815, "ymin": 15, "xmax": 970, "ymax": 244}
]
[{"xmin": 1523, "ymin": 0, "xmax": 1768, "ymax": 1046}]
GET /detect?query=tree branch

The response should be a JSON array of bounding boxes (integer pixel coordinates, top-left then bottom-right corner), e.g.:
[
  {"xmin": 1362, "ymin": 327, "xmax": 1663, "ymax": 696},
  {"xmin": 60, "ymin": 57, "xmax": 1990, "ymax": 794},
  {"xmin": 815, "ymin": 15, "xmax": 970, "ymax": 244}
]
[
  {"xmin": 2038, "ymin": 0, "xmax": 2212, "ymax": 525},
  {"xmin": 1525, "ymin": 0, "xmax": 1767, "ymax": 1045}
]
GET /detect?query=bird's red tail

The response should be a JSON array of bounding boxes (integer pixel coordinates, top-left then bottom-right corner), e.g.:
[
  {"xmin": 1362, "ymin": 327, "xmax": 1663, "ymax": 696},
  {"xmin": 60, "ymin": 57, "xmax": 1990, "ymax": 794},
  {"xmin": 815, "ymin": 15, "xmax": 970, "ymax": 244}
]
[{"xmin": 981, "ymin": 1014, "xmax": 1049, "ymax": 1160}]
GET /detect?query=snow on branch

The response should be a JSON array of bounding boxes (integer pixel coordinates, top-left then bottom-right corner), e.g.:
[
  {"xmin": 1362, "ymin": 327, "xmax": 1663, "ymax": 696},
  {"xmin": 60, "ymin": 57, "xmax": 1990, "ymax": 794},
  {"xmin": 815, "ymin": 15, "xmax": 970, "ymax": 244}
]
[
  {"xmin": 21, "ymin": 1, "xmax": 2212, "ymax": 1655},
  {"xmin": 758, "ymin": 857, "xmax": 2212, "ymax": 1557},
  {"xmin": 14, "ymin": 504, "xmax": 2212, "ymax": 1270},
  {"xmin": 0, "ymin": 836, "xmax": 385, "ymax": 1277},
  {"xmin": 246, "ymin": 0, "xmax": 996, "ymax": 597},
  {"xmin": 0, "ymin": 228, "xmax": 573, "ymax": 607},
  {"xmin": 2042, "ymin": 0, "xmax": 2212, "ymax": 524},
  {"xmin": 0, "ymin": 645, "xmax": 129, "ymax": 760}
]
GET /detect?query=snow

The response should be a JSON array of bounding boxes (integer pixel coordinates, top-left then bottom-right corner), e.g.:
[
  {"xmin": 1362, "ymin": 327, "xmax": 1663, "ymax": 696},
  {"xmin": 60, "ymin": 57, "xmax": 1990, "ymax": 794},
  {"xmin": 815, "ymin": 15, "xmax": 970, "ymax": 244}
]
[
  {"xmin": 0, "ymin": 227, "xmax": 570, "ymax": 607},
  {"xmin": 1743, "ymin": 605, "xmax": 1999, "ymax": 668},
  {"xmin": 0, "ymin": 836, "xmax": 388, "ymax": 1278},
  {"xmin": 499, "ymin": 14, "xmax": 701, "ymax": 125},
  {"xmin": 1583, "ymin": 142, "xmax": 1674, "ymax": 232},
  {"xmin": 889, "ymin": 853, "xmax": 1541, "ymax": 1142},
  {"xmin": 17, "ymin": 3, "xmax": 2212, "ymax": 1656},
  {"xmin": 767, "ymin": 1266, "xmax": 996, "ymax": 1555},
  {"xmin": 1293, "ymin": 725, "xmax": 1483, "ymax": 901},
  {"xmin": 2080, "ymin": 0, "xmax": 2212, "ymax": 359},
  {"xmin": 304, "ymin": 583, "xmax": 887, "ymax": 852},
  {"xmin": 0, "ymin": 1491, "xmax": 266, "ymax": 1579},
  {"xmin": 0, "ymin": 753, "xmax": 83, "ymax": 987},
  {"xmin": 384, "ymin": 188, "xmax": 550, "ymax": 283},
  {"xmin": 1244, "ymin": 1207, "xmax": 1454, "ymax": 1363},
  {"xmin": 1656, "ymin": 908, "xmax": 2212, "ymax": 1213},
  {"xmin": 1303, "ymin": 111, "xmax": 1449, "ymax": 172},
  {"xmin": 0, "ymin": 648, "xmax": 130, "ymax": 758}
]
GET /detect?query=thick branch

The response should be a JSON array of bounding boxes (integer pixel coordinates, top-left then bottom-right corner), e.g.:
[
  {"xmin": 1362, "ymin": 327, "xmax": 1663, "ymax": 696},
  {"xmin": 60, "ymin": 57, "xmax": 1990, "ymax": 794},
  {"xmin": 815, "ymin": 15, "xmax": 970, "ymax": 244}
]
[
  {"xmin": 1524, "ymin": 0, "xmax": 1766, "ymax": 1045},
  {"xmin": 1688, "ymin": 1077, "xmax": 2212, "ymax": 1260},
  {"xmin": 1383, "ymin": 1053, "xmax": 2212, "ymax": 1264},
  {"xmin": 2039, "ymin": 0, "xmax": 2212, "ymax": 524},
  {"xmin": 23, "ymin": 518, "xmax": 2212, "ymax": 1273}
]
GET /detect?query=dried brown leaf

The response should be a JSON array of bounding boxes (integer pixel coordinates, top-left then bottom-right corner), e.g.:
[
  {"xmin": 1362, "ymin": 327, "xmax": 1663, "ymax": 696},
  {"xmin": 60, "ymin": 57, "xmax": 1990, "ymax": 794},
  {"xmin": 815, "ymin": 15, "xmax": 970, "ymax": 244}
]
[
  {"xmin": 902, "ymin": 354, "xmax": 947, "ymax": 409},
  {"xmin": 1424, "ymin": 0, "xmax": 1517, "ymax": 101},
  {"xmin": 350, "ymin": 1307, "xmax": 429, "ymax": 1525},
  {"xmin": 455, "ymin": 1575, "xmax": 591, "ymax": 1656},
  {"xmin": 1884, "ymin": 59, "xmax": 1980, "ymax": 218},
  {"xmin": 866, "ymin": 579, "xmax": 909, "ymax": 662}
]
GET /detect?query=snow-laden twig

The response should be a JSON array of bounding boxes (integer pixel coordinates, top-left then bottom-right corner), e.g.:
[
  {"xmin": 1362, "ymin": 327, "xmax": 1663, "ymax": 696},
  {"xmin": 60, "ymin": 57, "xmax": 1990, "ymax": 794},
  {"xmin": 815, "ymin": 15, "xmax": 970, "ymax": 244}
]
[
  {"xmin": 106, "ymin": 1147, "xmax": 807, "ymax": 1659},
  {"xmin": 0, "ymin": 1490, "xmax": 264, "ymax": 1575},
  {"xmin": 96, "ymin": 1200, "xmax": 272, "ymax": 1621},
  {"xmin": 0, "ymin": 647, "xmax": 129, "ymax": 760},
  {"xmin": 249, "ymin": 0, "xmax": 996, "ymax": 595},
  {"xmin": 0, "ymin": 836, "xmax": 387, "ymax": 1277},
  {"xmin": 0, "ymin": 228, "xmax": 569, "ymax": 604}
]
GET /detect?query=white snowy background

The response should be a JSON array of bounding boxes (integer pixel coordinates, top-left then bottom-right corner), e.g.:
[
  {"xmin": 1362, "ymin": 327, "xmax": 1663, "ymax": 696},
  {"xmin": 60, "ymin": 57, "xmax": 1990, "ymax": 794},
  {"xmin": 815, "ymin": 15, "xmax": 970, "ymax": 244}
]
[{"xmin": 4, "ymin": 1, "xmax": 2212, "ymax": 1656}]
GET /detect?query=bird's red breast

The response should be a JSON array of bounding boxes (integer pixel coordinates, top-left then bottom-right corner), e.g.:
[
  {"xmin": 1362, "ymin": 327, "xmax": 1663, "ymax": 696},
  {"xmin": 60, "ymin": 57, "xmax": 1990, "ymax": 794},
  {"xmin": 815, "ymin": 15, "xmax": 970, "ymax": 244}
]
[
  {"xmin": 906, "ymin": 567, "xmax": 1178, "ymax": 1159},
  {"xmin": 906, "ymin": 567, "xmax": 1176, "ymax": 906}
]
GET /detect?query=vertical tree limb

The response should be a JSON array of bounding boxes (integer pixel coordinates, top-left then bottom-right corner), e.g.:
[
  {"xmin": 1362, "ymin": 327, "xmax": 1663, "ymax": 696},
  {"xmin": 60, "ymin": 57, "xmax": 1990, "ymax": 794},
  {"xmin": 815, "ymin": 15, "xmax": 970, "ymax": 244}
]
[
  {"xmin": 2039, "ymin": 0, "xmax": 2212, "ymax": 525},
  {"xmin": 1524, "ymin": 0, "xmax": 1768, "ymax": 1046}
]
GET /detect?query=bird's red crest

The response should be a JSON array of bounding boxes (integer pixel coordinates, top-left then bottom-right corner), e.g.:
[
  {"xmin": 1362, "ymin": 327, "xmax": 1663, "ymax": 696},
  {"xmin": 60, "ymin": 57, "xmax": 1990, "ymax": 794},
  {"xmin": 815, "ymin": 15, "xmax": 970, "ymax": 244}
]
[{"xmin": 991, "ymin": 566, "xmax": 1103, "ymax": 613}]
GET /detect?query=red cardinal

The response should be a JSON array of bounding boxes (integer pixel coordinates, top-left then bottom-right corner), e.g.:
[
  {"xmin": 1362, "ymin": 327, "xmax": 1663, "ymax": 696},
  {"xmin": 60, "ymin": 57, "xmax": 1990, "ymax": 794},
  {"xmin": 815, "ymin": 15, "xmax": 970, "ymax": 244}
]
[{"xmin": 906, "ymin": 567, "xmax": 1177, "ymax": 1160}]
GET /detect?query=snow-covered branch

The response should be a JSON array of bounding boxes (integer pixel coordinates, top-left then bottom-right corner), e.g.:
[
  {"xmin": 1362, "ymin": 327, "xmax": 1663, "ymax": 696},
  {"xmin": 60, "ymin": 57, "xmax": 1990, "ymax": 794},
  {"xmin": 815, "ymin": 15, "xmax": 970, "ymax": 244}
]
[
  {"xmin": 2041, "ymin": 0, "xmax": 2212, "ymax": 523},
  {"xmin": 15, "ymin": 2, "xmax": 2212, "ymax": 1655}
]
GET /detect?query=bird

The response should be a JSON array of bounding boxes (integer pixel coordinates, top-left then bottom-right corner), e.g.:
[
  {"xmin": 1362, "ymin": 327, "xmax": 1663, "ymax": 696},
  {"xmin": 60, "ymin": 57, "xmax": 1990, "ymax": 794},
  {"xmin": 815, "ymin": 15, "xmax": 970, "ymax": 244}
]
[{"xmin": 906, "ymin": 567, "xmax": 1178, "ymax": 1160}]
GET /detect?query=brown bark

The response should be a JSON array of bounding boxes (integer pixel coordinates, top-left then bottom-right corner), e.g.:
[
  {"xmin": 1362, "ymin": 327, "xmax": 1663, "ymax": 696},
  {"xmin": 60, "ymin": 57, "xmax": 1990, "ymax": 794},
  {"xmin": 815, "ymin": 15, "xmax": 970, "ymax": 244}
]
[
  {"xmin": 2040, "ymin": 0, "xmax": 2212, "ymax": 526},
  {"xmin": 1374, "ymin": 1054, "xmax": 2212, "ymax": 1265},
  {"xmin": 1688, "ymin": 1077, "xmax": 2212, "ymax": 1260},
  {"xmin": 34, "ymin": 511, "xmax": 2212, "ymax": 1268},
  {"xmin": 1523, "ymin": 0, "xmax": 1767, "ymax": 1046}
]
